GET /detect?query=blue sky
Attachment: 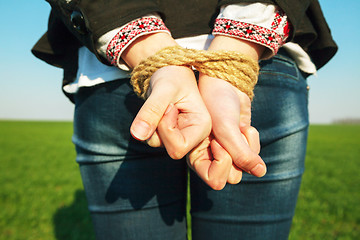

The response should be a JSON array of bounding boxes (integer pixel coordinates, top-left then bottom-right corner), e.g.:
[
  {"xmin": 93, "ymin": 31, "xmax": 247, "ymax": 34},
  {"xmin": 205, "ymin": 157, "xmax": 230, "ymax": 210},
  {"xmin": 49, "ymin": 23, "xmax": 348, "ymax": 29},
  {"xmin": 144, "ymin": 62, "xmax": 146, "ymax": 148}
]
[{"xmin": 0, "ymin": 1, "xmax": 359, "ymax": 123}]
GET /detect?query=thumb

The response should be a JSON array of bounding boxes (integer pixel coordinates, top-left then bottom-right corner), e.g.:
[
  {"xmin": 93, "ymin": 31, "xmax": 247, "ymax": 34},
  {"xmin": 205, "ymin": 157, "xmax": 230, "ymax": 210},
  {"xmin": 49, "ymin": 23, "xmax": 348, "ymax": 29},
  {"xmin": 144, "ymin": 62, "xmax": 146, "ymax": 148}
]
[{"xmin": 130, "ymin": 92, "xmax": 170, "ymax": 141}]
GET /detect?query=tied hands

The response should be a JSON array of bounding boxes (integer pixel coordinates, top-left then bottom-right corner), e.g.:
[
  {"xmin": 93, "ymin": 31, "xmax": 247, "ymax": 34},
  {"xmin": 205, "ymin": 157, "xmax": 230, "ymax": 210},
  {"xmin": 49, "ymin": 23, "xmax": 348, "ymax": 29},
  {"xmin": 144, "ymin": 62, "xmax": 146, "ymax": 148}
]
[
  {"xmin": 187, "ymin": 74, "xmax": 266, "ymax": 190},
  {"xmin": 123, "ymin": 33, "xmax": 266, "ymax": 190},
  {"xmin": 130, "ymin": 66, "xmax": 266, "ymax": 190}
]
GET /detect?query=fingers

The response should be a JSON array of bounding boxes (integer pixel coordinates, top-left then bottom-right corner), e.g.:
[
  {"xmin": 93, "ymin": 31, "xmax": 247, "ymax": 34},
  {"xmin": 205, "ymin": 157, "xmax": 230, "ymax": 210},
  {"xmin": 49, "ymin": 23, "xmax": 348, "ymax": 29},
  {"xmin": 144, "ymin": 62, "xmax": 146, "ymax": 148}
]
[
  {"xmin": 213, "ymin": 122, "xmax": 266, "ymax": 177},
  {"xmin": 131, "ymin": 66, "xmax": 211, "ymax": 160},
  {"xmin": 187, "ymin": 138, "xmax": 233, "ymax": 190},
  {"xmin": 228, "ymin": 164, "xmax": 243, "ymax": 184},
  {"xmin": 198, "ymin": 75, "xmax": 266, "ymax": 177},
  {"xmin": 146, "ymin": 130, "xmax": 163, "ymax": 147},
  {"xmin": 187, "ymin": 137, "xmax": 212, "ymax": 173},
  {"xmin": 207, "ymin": 102, "xmax": 266, "ymax": 177},
  {"xmin": 241, "ymin": 126, "xmax": 261, "ymax": 154},
  {"xmin": 130, "ymin": 66, "xmax": 188, "ymax": 142},
  {"xmin": 158, "ymin": 104, "xmax": 211, "ymax": 159},
  {"xmin": 157, "ymin": 104, "xmax": 187, "ymax": 159},
  {"xmin": 207, "ymin": 139, "xmax": 233, "ymax": 189}
]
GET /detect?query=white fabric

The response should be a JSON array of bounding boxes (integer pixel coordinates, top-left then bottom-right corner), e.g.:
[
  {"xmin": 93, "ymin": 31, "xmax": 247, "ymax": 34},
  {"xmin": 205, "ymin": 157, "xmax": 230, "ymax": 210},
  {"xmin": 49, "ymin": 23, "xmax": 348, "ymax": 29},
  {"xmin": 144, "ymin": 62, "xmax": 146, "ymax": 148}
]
[
  {"xmin": 282, "ymin": 42, "xmax": 317, "ymax": 74},
  {"xmin": 63, "ymin": 47, "xmax": 130, "ymax": 94},
  {"xmin": 219, "ymin": 3, "xmax": 283, "ymax": 35}
]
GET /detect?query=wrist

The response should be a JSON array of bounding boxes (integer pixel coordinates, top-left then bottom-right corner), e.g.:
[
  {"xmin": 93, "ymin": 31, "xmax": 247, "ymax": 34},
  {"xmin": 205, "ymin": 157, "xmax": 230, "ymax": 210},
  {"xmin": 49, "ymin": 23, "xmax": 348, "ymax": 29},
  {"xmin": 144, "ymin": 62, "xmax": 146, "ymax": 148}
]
[
  {"xmin": 208, "ymin": 36, "xmax": 265, "ymax": 61},
  {"xmin": 199, "ymin": 74, "xmax": 240, "ymax": 98},
  {"xmin": 122, "ymin": 33, "xmax": 178, "ymax": 69},
  {"xmin": 150, "ymin": 65, "xmax": 196, "ymax": 89}
]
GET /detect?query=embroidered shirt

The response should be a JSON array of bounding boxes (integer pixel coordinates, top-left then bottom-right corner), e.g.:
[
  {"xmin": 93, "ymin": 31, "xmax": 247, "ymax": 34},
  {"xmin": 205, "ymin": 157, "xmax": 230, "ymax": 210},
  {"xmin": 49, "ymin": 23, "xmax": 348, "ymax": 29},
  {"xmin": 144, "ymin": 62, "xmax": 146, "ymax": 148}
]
[{"xmin": 64, "ymin": 3, "xmax": 316, "ymax": 94}]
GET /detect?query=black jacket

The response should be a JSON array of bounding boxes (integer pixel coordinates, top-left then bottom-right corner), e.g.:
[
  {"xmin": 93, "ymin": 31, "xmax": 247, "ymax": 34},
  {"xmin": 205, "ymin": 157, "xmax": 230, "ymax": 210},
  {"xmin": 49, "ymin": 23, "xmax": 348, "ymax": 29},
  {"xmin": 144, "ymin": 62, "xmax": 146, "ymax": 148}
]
[{"xmin": 32, "ymin": 0, "xmax": 337, "ymax": 90}]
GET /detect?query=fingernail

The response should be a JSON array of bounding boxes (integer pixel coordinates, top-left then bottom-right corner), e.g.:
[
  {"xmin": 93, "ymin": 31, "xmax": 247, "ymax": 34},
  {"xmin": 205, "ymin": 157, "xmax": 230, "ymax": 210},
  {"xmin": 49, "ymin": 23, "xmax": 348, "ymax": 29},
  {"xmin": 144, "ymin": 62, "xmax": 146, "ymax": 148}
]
[
  {"xmin": 131, "ymin": 121, "xmax": 151, "ymax": 140},
  {"xmin": 250, "ymin": 163, "xmax": 267, "ymax": 177}
]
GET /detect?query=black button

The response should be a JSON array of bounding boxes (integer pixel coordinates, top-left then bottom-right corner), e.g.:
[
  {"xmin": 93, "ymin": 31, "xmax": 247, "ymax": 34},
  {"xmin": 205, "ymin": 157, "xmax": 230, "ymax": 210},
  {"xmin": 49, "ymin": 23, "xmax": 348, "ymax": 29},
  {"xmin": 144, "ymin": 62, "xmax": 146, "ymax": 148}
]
[{"xmin": 70, "ymin": 10, "xmax": 87, "ymax": 35}]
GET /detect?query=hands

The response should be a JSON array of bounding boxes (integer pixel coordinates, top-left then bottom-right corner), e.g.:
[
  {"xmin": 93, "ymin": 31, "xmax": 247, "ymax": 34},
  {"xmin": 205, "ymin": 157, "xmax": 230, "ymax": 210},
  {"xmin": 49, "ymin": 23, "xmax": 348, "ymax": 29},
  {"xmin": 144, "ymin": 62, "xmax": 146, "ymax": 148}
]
[
  {"xmin": 184, "ymin": 35, "xmax": 267, "ymax": 189},
  {"xmin": 124, "ymin": 33, "xmax": 265, "ymax": 190},
  {"xmin": 130, "ymin": 65, "xmax": 212, "ymax": 159},
  {"xmin": 122, "ymin": 33, "xmax": 211, "ymax": 159},
  {"xmin": 187, "ymin": 74, "xmax": 266, "ymax": 190},
  {"xmin": 130, "ymin": 69, "xmax": 266, "ymax": 190}
]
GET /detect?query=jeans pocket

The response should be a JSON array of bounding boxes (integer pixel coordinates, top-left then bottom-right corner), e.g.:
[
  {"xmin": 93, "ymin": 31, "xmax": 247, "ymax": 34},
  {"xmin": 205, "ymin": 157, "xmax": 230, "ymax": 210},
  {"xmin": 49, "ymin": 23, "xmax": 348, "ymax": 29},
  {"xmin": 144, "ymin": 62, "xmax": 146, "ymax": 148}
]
[
  {"xmin": 252, "ymin": 53, "xmax": 309, "ymax": 146},
  {"xmin": 257, "ymin": 53, "xmax": 308, "ymax": 93}
]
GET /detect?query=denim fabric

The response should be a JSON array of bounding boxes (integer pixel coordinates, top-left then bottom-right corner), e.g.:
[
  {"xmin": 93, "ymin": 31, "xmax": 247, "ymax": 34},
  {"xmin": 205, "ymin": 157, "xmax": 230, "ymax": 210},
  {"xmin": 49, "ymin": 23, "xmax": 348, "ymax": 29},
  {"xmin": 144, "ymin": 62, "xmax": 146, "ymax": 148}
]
[
  {"xmin": 73, "ymin": 51, "xmax": 309, "ymax": 240},
  {"xmin": 73, "ymin": 81, "xmax": 188, "ymax": 240}
]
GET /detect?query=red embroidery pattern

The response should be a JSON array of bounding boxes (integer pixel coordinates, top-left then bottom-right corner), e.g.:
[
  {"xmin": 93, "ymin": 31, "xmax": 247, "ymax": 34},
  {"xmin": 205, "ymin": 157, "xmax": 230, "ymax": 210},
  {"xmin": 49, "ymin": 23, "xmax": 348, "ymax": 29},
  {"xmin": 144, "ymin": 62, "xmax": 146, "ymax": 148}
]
[
  {"xmin": 213, "ymin": 17, "xmax": 289, "ymax": 55},
  {"xmin": 106, "ymin": 17, "xmax": 170, "ymax": 65},
  {"xmin": 272, "ymin": 10, "xmax": 290, "ymax": 37}
]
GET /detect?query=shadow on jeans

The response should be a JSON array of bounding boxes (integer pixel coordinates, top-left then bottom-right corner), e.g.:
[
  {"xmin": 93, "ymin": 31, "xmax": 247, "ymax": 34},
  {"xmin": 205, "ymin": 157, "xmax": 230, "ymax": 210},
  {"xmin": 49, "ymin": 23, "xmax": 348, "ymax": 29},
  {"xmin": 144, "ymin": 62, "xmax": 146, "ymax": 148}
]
[{"xmin": 53, "ymin": 190, "xmax": 95, "ymax": 240}]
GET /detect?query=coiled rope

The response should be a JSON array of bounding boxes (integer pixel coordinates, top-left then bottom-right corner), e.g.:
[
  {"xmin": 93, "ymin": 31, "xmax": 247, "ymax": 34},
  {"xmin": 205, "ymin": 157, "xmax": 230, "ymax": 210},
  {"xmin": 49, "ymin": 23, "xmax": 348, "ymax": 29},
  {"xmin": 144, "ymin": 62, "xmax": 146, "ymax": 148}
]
[{"xmin": 130, "ymin": 45, "xmax": 260, "ymax": 100}]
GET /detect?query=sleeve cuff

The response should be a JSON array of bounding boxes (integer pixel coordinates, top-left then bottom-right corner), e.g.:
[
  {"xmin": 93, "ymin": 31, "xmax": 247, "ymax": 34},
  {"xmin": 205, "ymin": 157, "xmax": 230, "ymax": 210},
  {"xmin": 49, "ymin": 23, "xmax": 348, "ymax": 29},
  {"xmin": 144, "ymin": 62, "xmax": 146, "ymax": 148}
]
[
  {"xmin": 106, "ymin": 17, "xmax": 171, "ymax": 68},
  {"xmin": 212, "ymin": 4, "xmax": 290, "ymax": 59}
]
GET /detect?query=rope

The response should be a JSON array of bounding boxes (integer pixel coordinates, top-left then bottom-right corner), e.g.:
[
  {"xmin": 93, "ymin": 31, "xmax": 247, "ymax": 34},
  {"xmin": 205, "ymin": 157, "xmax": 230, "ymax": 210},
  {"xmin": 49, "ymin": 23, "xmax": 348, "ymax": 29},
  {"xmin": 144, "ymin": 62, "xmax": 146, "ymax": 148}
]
[{"xmin": 130, "ymin": 45, "xmax": 260, "ymax": 100}]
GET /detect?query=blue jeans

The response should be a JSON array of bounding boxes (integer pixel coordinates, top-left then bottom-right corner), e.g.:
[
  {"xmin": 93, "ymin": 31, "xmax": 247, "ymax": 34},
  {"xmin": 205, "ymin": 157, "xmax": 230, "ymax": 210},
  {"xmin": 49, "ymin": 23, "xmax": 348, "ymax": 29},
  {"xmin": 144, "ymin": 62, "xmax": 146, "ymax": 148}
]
[{"xmin": 73, "ymin": 51, "xmax": 309, "ymax": 240}]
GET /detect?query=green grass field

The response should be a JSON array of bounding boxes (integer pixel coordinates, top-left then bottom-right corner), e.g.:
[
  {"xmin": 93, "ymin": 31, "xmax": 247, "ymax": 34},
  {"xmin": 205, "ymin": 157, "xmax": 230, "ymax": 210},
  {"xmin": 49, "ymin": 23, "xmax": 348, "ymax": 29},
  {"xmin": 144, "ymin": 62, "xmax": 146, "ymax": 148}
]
[{"xmin": 0, "ymin": 121, "xmax": 359, "ymax": 240}]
